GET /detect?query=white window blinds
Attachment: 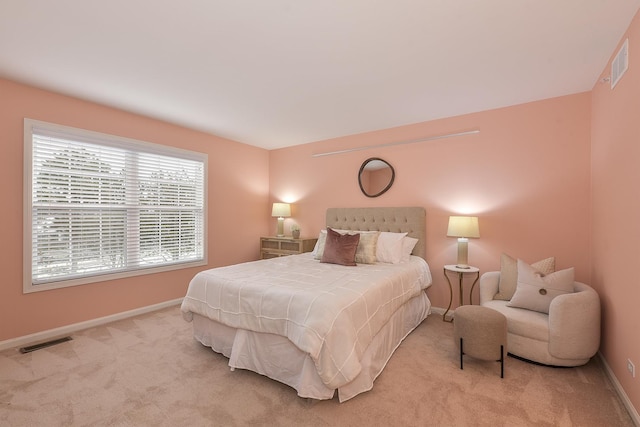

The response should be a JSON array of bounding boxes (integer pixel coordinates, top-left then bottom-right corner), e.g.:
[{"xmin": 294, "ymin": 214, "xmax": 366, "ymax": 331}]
[{"xmin": 24, "ymin": 119, "xmax": 207, "ymax": 292}]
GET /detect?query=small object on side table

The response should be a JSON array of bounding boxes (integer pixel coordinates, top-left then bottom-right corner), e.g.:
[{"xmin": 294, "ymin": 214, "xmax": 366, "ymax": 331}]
[{"xmin": 442, "ymin": 264, "xmax": 480, "ymax": 322}]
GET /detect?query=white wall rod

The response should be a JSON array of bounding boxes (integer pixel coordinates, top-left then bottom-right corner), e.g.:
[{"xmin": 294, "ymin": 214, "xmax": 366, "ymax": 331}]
[{"xmin": 311, "ymin": 129, "xmax": 480, "ymax": 158}]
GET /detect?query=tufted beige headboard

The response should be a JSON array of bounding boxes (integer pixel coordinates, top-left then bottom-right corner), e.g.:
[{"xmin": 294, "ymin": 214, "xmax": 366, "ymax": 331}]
[{"xmin": 326, "ymin": 207, "xmax": 426, "ymax": 260}]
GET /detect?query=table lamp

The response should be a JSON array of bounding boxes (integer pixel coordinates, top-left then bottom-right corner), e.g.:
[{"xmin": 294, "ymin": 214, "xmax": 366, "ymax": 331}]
[
  {"xmin": 447, "ymin": 216, "xmax": 480, "ymax": 268},
  {"xmin": 272, "ymin": 203, "xmax": 291, "ymax": 237}
]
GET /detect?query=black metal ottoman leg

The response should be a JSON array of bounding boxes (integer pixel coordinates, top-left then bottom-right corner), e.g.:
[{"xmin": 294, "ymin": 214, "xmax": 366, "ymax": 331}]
[{"xmin": 460, "ymin": 337, "xmax": 464, "ymax": 370}]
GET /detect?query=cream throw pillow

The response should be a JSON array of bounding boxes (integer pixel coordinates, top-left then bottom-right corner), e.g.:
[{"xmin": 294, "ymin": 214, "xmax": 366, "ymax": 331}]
[
  {"xmin": 507, "ymin": 259, "xmax": 574, "ymax": 314},
  {"xmin": 353, "ymin": 231, "xmax": 380, "ymax": 264},
  {"xmin": 494, "ymin": 253, "xmax": 555, "ymax": 300}
]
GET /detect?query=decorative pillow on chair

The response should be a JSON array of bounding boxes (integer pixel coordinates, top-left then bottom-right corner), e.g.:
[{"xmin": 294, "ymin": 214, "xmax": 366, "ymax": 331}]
[
  {"xmin": 320, "ymin": 228, "xmax": 360, "ymax": 266},
  {"xmin": 507, "ymin": 259, "xmax": 574, "ymax": 313},
  {"xmin": 494, "ymin": 253, "xmax": 555, "ymax": 300}
]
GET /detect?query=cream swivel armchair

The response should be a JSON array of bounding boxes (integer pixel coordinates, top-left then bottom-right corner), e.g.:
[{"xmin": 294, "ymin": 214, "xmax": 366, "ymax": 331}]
[{"xmin": 479, "ymin": 271, "xmax": 601, "ymax": 367}]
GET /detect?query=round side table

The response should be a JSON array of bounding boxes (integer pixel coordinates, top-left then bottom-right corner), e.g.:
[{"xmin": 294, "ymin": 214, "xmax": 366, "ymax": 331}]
[{"xmin": 442, "ymin": 264, "xmax": 480, "ymax": 322}]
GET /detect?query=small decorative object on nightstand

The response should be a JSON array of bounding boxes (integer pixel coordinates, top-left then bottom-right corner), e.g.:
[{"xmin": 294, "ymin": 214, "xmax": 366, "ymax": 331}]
[
  {"xmin": 260, "ymin": 236, "xmax": 317, "ymax": 259},
  {"xmin": 291, "ymin": 224, "xmax": 301, "ymax": 239},
  {"xmin": 442, "ymin": 264, "xmax": 480, "ymax": 322}
]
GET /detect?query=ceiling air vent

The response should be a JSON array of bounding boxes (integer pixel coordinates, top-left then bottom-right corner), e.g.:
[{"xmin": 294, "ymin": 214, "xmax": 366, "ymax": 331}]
[{"xmin": 611, "ymin": 38, "xmax": 629, "ymax": 89}]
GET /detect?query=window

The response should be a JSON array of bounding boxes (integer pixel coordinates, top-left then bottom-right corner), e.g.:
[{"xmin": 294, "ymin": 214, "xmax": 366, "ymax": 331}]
[{"xmin": 24, "ymin": 119, "xmax": 207, "ymax": 293}]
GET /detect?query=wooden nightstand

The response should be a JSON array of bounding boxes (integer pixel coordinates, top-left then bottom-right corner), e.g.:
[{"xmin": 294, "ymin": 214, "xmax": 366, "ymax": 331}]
[{"xmin": 260, "ymin": 237, "xmax": 317, "ymax": 259}]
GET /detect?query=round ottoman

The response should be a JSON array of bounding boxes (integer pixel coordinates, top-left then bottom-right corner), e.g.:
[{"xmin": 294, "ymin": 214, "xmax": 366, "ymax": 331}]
[{"xmin": 453, "ymin": 305, "xmax": 507, "ymax": 378}]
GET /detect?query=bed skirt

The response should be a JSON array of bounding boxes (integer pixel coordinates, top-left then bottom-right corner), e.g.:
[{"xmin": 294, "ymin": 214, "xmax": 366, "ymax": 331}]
[{"xmin": 191, "ymin": 291, "xmax": 431, "ymax": 402}]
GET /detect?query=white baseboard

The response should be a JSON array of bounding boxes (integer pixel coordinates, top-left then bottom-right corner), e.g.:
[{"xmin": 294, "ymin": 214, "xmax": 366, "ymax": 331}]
[
  {"xmin": 0, "ymin": 298, "xmax": 183, "ymax": 352},
  {"xmin": 598, "ymin": 352, "xmax": 640, "ymax": 426}
]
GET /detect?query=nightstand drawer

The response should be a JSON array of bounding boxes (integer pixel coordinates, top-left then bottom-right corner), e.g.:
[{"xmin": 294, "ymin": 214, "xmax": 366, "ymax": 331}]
[{"xmin": 260, "ymin": 237, "xmax": 317, "ymax": 259}]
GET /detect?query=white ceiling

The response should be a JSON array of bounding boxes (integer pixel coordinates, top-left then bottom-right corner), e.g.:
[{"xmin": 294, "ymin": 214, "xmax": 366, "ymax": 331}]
[{"xmin": 1, "ymin": 1, "xmax": 638, "ymax": 150}]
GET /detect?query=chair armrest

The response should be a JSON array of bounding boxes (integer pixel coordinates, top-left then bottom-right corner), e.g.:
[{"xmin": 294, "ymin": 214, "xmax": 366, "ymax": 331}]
[
  {"xmin": 548, "ymin": 283, "xmax": 601, "ymax": 359},
  {"xmin": 479, "ymin": 271, "xmax": 501, "ymax": 305}
]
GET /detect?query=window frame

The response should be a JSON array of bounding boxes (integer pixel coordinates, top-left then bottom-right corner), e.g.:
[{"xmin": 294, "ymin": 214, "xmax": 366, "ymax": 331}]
[{"xmin": 23, "ymin": 118, "xmax": 208, "ymax": 293}]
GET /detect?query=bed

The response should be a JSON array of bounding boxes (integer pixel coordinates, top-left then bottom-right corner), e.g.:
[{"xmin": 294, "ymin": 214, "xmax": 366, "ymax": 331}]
[{"xmin": 180, "ymin": 207, "xmax": 432, "ymax": 402}]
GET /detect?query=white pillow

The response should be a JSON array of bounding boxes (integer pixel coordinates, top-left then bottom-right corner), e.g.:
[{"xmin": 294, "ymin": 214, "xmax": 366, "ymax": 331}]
[
  {"xmin": 400, "ymin": 237, "xmax": 419, "ymax": 263},
  {"xmin": 311, "ymin": 230, "xmax": 326, "ymax": 258},
  {"xmin": 507, "ymin": 259, "xmax": 574, "ymax": 314},
  {"xmin": 376, "ymin": 232, "xmax": 408, "ymax": 264}
]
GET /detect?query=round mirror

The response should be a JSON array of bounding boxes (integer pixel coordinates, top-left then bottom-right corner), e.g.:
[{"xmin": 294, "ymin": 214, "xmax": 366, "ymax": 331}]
[{"xmin": 358, "ymin": 157, "xmax": 395, "ymax": 198}]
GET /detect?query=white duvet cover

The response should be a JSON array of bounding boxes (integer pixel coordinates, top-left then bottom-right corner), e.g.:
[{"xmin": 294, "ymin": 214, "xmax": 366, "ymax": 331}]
[{"xmin": 181, "ymin": 253, "xmax": 432, "ymax": 390}]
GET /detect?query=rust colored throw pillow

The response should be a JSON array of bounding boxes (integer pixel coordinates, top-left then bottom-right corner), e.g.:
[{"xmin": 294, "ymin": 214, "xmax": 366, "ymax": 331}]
[{"xmin": 321, "ymin": 227, "xmax": 360, "ymax": 266}]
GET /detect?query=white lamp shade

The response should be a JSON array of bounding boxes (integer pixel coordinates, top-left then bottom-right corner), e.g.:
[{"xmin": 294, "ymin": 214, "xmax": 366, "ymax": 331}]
[
  {"xmin": 447, "ymin": 216, "xmax": 480, "ymax": 238},
  {"xmin": 271, "ymin": 203, "xmax": 291, "ymax": 218}
]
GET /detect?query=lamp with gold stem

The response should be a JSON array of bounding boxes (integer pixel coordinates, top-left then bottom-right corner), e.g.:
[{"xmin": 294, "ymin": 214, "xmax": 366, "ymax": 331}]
[
  {"xmin": 271, "ymin": 203, "xmax": 291, "ymax": 237},
  {"xmin": 447, "ymin": 216, "xmax": 480, "ymax": 268}
]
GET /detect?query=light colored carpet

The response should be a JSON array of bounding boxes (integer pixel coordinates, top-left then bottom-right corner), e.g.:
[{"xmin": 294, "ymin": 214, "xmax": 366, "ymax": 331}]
[{"xmin": 0, "ymin": 306, "xmax": 634, "ymax": 426}]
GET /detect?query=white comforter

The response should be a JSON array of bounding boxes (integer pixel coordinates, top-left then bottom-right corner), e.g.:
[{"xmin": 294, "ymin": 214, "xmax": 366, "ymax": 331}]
[{"xmin": 181, "ymin": 253, "xmax": 432, "ymax": 389}]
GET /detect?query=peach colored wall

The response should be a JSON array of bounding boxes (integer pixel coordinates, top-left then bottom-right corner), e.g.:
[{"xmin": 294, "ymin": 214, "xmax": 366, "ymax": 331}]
[
  {"xmin": 591, "ymin": 10, "xmax": 640, "ymax": 413},
  {"xmin": 270, "ymin": 93, "xmax": 592, "ymax": 312},
  {"xmin": 0, "ymin": 78, "xmax": 269, "ymax": 342}
]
